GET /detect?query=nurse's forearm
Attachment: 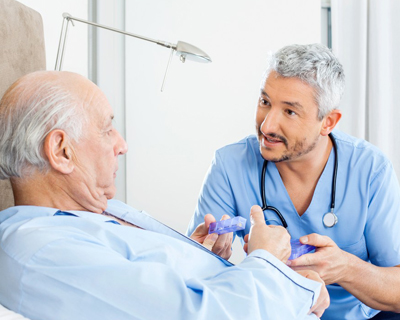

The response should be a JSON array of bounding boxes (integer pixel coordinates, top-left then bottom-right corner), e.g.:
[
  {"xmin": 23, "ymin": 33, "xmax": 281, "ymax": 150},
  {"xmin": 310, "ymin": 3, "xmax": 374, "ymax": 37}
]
[{"xmin": 339, "ymin": 253, "xmax": 400, "ymax": 312}]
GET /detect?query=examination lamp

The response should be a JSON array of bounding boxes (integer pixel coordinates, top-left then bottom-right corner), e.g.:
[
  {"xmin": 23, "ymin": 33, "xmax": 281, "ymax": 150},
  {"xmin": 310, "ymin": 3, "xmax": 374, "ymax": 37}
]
[{"xmin": 54, "ymin": 12, "xmax": 212, "ymax": 90}]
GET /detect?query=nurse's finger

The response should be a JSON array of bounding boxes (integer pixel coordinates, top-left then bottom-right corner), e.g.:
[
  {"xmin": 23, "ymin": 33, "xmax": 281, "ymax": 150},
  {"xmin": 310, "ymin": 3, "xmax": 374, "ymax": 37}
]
[
  {"xmin": 300, "ymin": 233, "xmax": 334, "ymax": 247},
  {"xmin": 250, "ymin": 205, "xmax": 265, "ymax": 225}
]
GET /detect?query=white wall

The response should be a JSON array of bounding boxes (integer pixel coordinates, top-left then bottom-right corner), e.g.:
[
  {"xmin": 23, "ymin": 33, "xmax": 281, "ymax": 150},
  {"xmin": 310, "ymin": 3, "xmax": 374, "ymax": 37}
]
[
  {"xmin": 90, "ymin": 0, "xmax": 127, "ymax": 202},
  {"xmin": 17, "ymin": 0, "xmax": 88, "ymax": 76},
  {"xmin": 124, "ymin": 0, "xmax": 321, "ymax": 263}
]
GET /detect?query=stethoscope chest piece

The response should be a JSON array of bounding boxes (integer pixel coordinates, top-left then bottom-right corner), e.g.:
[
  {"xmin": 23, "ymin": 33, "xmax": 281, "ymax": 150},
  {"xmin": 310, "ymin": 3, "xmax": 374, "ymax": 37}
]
[
  {"xmin": 323, "ymin": 211, "xmax": 338, "ymax": 228},
  {"xmin": 261, "ymin": 133, "xmax": 339, "ymax": 229}
]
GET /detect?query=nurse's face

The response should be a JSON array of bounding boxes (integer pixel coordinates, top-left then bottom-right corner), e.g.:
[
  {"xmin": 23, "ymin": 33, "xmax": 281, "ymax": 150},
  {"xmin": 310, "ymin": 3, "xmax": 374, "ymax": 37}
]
[{"xmin": 255, "ymin": 71, "xmax": 324, "ymax": 163}]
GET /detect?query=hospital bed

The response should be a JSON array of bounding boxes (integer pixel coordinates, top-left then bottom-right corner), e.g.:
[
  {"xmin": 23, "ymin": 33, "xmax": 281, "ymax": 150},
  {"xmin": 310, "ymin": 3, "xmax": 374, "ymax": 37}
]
[{"xmin": 0, "ymin": 0, "xmax": 45, "ymax": 318}]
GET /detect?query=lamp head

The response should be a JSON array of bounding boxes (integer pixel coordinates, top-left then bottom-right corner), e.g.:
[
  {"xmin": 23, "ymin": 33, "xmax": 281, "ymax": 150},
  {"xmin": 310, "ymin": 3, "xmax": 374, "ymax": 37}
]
[{"xmin": 175, "ymin": 41, "xmax": 212, "ymax": 63}]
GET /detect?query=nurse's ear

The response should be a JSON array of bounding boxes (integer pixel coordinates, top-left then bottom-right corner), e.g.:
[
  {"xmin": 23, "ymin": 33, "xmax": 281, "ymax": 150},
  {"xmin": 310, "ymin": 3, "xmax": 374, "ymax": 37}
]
[
  {"xmin": 320, "ymin": 109, "xmax": 342, "ymax": 136},
  {"xmin": 43, "ymin": 129, "xmax": 75, "ymax": 174}
]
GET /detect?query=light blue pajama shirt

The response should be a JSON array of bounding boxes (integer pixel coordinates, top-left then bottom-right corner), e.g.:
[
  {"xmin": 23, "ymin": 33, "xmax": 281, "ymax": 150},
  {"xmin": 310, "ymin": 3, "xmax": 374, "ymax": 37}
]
[{"xmin": 0, "ymin": 200, "xmax": 321, "ymax": 320}]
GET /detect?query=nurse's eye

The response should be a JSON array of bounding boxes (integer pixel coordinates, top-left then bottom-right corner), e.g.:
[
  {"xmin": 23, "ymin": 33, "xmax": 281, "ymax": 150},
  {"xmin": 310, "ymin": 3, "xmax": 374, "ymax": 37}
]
[
  {"xmin": 259, "ymin": 98, "xmax": 271, "ymax": 107},
  {"xmin": 286, "ymin": 109, "xmax": 296, "ymax": 116}
]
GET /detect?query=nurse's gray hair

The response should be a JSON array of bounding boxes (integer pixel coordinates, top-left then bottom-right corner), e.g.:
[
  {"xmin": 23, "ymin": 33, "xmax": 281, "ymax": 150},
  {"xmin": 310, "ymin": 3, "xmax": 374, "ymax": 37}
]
[
  {"xmin": 0, "ymin": 71, "xmax": 87, "ymax": 179},
  {"xmin": 263, "ymin": 43, "xmax": 345, "ymax": 120}
]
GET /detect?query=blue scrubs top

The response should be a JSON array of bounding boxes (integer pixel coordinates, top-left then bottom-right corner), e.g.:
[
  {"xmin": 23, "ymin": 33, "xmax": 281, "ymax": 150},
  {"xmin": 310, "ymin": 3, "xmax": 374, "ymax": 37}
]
[
  {"xmin": 187, "ymin": 130, "xmax": 400, "ymax": 320},
  {"xmin": 0, "ymin": 200, "xmax": 322, "ymax": 320}
]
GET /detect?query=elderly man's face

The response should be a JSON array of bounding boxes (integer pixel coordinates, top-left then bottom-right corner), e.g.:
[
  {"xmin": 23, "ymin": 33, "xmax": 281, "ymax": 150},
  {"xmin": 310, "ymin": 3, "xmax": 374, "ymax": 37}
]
[{"xmin": 71, "ymin": 82, "xmax": 128, "ymax": 207}]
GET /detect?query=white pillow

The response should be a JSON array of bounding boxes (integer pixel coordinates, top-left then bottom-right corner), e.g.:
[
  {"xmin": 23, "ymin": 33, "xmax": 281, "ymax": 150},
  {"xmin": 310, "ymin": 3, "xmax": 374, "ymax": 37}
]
[{"xmin": 0, "ymin": 304, "xmax": 31, "ymax": 320}]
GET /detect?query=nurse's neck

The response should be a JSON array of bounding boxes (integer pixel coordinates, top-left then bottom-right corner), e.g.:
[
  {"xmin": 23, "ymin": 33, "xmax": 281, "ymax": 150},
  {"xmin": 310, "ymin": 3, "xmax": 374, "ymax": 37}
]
[
  {"xmin": 275, "ymin": 135, "xmax": 332, "ymax": 181},
  {"xmin": 275, "ymin": 135, "xmax": 333, "ymax": 216}
]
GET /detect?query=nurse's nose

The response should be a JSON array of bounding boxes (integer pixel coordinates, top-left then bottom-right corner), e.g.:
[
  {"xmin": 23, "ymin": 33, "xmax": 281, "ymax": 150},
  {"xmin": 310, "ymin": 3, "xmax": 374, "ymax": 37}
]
[{"xmin": 260, "ymin": 108, "xmax": 280, "ymax": 134}]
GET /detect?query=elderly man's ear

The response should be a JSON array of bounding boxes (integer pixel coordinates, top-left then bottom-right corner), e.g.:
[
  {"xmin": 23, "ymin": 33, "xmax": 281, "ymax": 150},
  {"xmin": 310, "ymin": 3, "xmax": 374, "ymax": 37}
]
[{"xmin": 44, "ymin": 130, "xmax": 75, "ymax": 174}]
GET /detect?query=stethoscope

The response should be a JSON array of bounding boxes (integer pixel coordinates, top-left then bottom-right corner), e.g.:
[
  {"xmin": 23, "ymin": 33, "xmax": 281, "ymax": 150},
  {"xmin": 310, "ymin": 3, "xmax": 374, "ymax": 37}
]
[{"xmin": 261, "ymin": 133, "xmax": 339, "ymax": 228}]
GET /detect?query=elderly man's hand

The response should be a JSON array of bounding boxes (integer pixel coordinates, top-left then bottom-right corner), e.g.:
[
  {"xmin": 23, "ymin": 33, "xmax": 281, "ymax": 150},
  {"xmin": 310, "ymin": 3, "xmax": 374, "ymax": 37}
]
[
  {"xmin": 296, "ymin": 270, "xmax": 330, "ymax": 318},
  {"xmin": 190, "ymin": 214, "xmax": 233, "ymax": 260},
  {"xmin": 243, "ymin": 205, "xmax": 291, "ymax": 263}
]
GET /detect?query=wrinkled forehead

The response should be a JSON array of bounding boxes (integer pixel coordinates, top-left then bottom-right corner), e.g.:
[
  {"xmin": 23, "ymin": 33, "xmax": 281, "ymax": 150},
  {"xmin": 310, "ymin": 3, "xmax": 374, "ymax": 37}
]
[{"xmin": 81, "ymin": 85, "xmax": 113, "ymax": 128}]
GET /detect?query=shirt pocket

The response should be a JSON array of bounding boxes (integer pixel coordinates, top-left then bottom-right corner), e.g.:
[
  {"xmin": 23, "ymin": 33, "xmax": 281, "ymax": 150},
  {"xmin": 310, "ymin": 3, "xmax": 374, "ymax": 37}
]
[{"xmin": 339, "ymin": 236, "xmax": 368, "ymax": 261}]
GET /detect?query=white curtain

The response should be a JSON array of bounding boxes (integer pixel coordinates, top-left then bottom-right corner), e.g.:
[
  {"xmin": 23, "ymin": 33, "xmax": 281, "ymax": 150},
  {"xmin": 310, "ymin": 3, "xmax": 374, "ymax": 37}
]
[{"xmin": 331, "ymin": 0, "xmax": 400, "ymax": 179}]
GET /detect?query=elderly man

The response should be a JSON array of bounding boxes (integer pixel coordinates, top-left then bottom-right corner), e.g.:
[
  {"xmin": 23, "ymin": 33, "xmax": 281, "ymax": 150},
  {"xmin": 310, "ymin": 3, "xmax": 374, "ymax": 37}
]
[
  {"xmin": 0, "ymin": 71, "xmax": 328, "ymax": 320},
  {"xmin": 187, "ymin": 43, "xmax": 400, "ymax": 319}
]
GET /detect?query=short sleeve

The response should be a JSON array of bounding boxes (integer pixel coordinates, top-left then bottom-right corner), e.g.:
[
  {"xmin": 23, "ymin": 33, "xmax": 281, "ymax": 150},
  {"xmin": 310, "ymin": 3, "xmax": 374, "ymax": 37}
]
[{"xmin": 365, "ymin": 162, "xmax": 400, "ymax": 266}]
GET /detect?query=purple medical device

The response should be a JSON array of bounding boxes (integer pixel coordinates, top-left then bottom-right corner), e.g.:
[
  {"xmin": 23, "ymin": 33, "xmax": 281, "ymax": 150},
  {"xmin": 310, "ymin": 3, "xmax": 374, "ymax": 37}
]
[
  {"xmin": 289, "ymin": 239, "xmax": 315, "ymax": 260},
  {"xmin": 208, "ymin": 216, "xmax": 247, "ymax": 235}
]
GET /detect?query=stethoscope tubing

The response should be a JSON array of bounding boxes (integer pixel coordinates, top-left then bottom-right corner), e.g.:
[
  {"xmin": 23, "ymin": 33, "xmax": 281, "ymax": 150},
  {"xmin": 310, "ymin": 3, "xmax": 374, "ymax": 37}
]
[
  {"xmin": 261, "ymin": 160, "xmax": 288, "ymax": 228},
  {"xmin": 261, "ymin": 133, "xmax": 338, "ymax": 228}
]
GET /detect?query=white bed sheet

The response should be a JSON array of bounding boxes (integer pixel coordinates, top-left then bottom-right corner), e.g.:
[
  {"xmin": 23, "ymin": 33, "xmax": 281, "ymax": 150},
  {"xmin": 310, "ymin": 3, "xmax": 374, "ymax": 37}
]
[{"xmin": 0, "ymin": 304, "xmax": 30, "ymax": 320}]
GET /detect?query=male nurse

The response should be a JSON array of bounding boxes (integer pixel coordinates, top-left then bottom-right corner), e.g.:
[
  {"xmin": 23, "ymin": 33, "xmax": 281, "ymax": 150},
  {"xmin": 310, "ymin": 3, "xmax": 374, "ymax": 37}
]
[{"xmin": 187, "ymin": 43, "xmax": 400, "ymax": 320}]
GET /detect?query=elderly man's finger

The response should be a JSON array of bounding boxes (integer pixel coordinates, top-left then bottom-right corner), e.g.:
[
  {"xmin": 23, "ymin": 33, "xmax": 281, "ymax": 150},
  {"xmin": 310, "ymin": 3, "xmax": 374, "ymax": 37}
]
[
  {"xmin": 202, "ymin": 233, "xmax": 218, "ymax": 251},
  {"xmin": 250, "ymin": 205, "xmax": 265, "ymax": 225},
  {"xmin": 203, "ymin": 214, "xmax": 216, "ymax": 229},
  {"xmin": 218, "ymin": 215, "xmax": 234, "ymax": 239}
]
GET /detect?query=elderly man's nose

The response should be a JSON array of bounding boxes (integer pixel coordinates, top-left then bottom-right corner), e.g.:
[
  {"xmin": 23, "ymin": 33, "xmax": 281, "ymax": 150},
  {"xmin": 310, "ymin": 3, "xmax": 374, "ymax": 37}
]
[{"xmin": 115, "ymin": 130, "xmax": 128, "ymax": 155}]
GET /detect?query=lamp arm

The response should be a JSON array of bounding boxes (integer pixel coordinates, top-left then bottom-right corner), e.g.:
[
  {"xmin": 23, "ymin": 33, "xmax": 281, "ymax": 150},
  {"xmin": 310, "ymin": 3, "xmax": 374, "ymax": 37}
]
[
  {"xmin": 62, "ymin": 13, "xmax": 177, "ymax": 50},
  {"xmin": 55, "ymin": 12, "xmax": 211, "ymax": 72}
]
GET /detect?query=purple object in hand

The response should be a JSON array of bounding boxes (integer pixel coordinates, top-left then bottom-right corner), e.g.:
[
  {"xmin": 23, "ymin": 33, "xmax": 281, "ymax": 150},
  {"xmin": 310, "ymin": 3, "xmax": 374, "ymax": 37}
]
[
  {"xmin": 208, "ymin": 216, "xmax": 247, "ymax": 235},
  {"xmin": 289, "ymin": 239, "xmax": 315, "ymax": 260}
]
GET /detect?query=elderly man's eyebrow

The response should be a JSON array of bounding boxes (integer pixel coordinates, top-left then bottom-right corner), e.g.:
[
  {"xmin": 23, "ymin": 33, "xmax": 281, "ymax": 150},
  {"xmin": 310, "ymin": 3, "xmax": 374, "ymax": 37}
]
[{"xmin": 102, "ymin": 115, "xmax": 114, "ymax": 129}]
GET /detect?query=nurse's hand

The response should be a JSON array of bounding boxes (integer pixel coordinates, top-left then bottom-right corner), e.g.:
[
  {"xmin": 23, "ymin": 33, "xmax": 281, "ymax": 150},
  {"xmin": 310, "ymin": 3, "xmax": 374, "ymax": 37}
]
[
  {"xmin": 287, "ymin": 233, "xmax": 349, "ymax": 285},
  {"xmin": 296, "ymin": 270, "xmax": 330, "ymax": 318},
  {"xmin": 243, "ymin": 205, "xmax": 291, "ymax": 263},
  {"xmin": 190, "ymin": 214, "xmax": 233, "ymax": 260}
]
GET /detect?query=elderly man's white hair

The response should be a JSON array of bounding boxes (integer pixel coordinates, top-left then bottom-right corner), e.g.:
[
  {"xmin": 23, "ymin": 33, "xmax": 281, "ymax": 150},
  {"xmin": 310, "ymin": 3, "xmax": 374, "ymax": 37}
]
[{"xmin": 0, "ymin": 71, "xmax": 88, "ymax": 179}]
